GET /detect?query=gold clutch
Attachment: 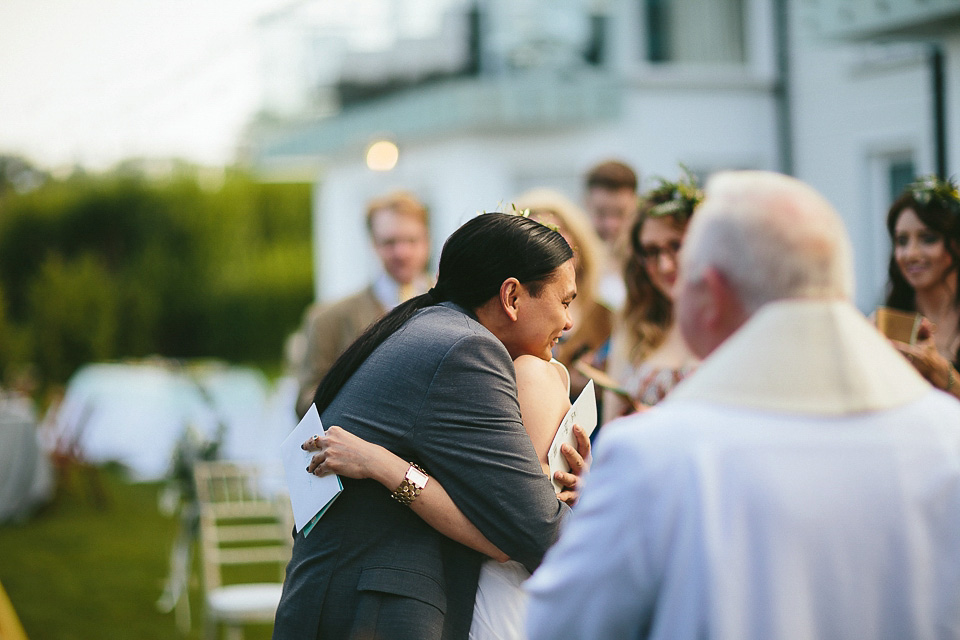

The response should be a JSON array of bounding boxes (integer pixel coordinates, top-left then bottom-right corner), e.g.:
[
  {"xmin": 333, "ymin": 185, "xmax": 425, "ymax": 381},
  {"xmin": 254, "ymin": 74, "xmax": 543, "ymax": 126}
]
[{"xmin": 875, "ymin": 307, "xmax": 923, "ymax": 344}]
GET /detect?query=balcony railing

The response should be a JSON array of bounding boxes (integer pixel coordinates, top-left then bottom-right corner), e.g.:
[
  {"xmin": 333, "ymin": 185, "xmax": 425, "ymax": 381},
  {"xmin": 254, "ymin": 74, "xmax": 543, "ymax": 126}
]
[{"xmin": 809, "ymin": 0, "xmax": 960, "ymax": 40}]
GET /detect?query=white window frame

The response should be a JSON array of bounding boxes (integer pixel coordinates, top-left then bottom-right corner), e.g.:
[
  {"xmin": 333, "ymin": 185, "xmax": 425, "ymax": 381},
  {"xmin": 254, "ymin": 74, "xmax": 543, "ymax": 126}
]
[{"xmin": 607, "ymin": 0, "xmax": 776, "ymax": 88}]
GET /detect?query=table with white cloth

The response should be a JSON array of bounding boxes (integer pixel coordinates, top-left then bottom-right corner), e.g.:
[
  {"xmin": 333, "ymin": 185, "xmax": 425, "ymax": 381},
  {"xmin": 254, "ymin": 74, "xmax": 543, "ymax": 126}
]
[{"xmin": 0, "ymin": 397, "xmax": 53, "ymax": 523}]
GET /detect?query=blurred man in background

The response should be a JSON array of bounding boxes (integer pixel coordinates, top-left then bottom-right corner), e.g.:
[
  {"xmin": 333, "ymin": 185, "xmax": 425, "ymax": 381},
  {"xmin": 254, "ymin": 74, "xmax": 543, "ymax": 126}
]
[
  {"xmin": 583, "ymin": 160, "xmax": 638, "ymax": 311},
  {"xmin": 295, "ymin": 191, "xmax": 431, "ymax": 418}
]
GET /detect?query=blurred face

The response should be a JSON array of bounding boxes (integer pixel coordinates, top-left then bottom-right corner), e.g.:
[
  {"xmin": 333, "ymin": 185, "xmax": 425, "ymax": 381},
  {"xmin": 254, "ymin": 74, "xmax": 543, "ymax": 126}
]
[
  {"xmin": 893, "ymin": 208, "xmax": 956, "ymax": 294},
  {"xmin": 638, "ymin": 216, "xmax": 685, "ymax": 300},
  {"xmin": 513, "ymin": 260, "xmax": 577, "ymax": 361},
  {"xmin": 370, "ymin": 208, "xmax": 430, "ymax": 285},
  {"xmin": 585, "ymin": 187, "xmax": 636, "ymax": 244}
]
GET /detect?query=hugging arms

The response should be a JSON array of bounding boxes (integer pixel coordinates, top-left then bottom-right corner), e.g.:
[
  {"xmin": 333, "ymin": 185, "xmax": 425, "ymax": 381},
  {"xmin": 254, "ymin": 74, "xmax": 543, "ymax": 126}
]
[{"xmin": 303, "ymin": 352, "xmax": 591, "ymax": 560}]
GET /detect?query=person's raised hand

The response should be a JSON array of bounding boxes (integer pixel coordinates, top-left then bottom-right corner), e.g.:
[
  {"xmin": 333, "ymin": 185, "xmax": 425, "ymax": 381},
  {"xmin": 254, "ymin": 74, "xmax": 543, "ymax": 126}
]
[{"xmin": 891, "ymin": 318, "xmax": 954, "ymax": 391}]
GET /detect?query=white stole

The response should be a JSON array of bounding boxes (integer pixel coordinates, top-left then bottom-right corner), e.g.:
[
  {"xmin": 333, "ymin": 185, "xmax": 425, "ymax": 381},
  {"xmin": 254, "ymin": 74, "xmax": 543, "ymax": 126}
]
[{"xmin": 668, "ymin": 299, "xmax": 931, "ymax": 415}]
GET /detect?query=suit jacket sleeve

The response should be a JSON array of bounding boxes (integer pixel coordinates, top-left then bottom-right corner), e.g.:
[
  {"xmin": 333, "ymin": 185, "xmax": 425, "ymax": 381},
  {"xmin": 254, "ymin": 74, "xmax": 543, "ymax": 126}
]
[
  {"xmin": 409, "ymin": 332, "xmax": 569, "ymax": 572},
  {"xmin": 296, "ymin": 305, "xmax": 337, "ymax": 418}
]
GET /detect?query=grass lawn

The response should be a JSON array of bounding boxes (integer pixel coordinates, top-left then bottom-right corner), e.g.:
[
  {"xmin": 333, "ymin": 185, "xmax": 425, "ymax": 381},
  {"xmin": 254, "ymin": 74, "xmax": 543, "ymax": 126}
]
[{"xmin": 0, "ymin": 465, "xmax": 274, "ymax": 640}]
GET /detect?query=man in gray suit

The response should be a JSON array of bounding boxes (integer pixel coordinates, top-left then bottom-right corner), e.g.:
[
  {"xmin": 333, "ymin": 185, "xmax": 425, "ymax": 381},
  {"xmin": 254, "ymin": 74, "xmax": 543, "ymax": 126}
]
[{"xmin": 273, "ymin": 213, "xmax": 587, "ymax": 639}]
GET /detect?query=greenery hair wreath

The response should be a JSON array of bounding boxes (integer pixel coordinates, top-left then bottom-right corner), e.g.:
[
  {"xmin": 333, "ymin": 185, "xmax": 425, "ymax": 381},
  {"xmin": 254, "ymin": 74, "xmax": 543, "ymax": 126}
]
[
  {"xmin": 909, "ymin": 174, "xmax": 960, "ymax": 218},
  {"xmin": 645, "ymin": 166, "xmax": 704, "ymax": 223}
]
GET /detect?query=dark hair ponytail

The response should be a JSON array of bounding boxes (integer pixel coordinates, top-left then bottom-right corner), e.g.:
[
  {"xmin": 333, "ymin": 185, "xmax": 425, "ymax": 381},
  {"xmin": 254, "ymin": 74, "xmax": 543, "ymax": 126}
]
[{"xmin": 312, "ymin": 212, "xmax": 573, "ymax": 413}]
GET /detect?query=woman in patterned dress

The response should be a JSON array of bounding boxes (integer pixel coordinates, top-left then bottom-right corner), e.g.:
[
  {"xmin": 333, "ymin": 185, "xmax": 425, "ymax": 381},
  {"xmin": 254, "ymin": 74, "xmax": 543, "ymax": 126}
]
[{"xmin": 603, "ymin": 171, "xmax": 703, "ymax": 422}]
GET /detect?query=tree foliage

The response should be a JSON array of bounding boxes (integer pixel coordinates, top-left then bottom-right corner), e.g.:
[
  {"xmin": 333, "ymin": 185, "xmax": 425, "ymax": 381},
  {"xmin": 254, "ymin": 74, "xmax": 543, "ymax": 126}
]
[{"xmin": 0, "ymin": 162, "xmax": 313, "ymax": 391}]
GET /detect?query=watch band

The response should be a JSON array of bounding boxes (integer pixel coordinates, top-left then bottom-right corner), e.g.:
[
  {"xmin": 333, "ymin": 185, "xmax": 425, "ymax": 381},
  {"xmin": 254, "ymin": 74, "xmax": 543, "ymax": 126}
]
[{"xmin": 390, "ymin": 463, "xmax": 429, "ymax": 506}]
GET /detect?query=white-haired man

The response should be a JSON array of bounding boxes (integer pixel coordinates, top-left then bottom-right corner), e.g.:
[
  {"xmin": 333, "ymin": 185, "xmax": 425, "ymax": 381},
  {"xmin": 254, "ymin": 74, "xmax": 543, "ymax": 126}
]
[{"xmin": 525, "ymin": 171, "xmax": 960, "ymax": 639}]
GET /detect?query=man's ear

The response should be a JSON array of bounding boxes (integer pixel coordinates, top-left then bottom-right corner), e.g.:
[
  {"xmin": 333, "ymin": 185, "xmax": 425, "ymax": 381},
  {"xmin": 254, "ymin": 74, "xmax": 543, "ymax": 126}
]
[
  {"xmin": 702, "ymin": 267, "xmax": 747, "ymax": 335},
  {"xmin": 499, "ymin": 278, "xmax": 522, "ymax": 322},
  {"xmin": 699, "ymin": 268, "xmax": 725, "ymax": 330}
]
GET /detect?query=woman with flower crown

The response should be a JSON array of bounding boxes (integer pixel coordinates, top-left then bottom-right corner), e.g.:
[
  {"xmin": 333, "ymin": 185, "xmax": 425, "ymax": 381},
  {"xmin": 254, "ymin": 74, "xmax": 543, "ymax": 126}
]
[
  {"xmin": 883, "ymin": 174, "xmax": 960, "ymax": 401},
  {"xmin": 603, "ymin": 170, "xmax": 703, "ymax": 422}
]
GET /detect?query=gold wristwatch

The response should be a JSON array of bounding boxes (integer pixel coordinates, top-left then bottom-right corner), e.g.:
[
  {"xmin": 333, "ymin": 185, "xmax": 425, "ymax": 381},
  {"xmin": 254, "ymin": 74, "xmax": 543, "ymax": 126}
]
[{"xmin": 390, "ymin": 463, "xmax": 429, "ymax": 506}]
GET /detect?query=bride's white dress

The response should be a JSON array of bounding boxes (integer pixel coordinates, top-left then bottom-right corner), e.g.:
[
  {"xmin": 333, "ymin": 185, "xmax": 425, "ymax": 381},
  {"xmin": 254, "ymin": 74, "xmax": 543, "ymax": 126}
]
[
  {"xmin": 469, "ymin": 559, "xmax": 531, "ymax": 640},
  {"xmin": 469, "ymin": 359, "xmax": 570, "ymax": 640}
]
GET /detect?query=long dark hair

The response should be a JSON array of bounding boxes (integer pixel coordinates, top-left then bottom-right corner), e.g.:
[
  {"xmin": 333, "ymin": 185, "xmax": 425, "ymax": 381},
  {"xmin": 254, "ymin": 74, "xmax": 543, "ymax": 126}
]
[
  {"xmin": 885, "ymin": 181, "xmax": 960, "ymax": 364},
  {"xmin": 621, "ymin": 173, "xmax": 702, "ymax": 361},
  {"xmin": 312, "ymin": 212, "xmax": 574, "ymax": 413}
]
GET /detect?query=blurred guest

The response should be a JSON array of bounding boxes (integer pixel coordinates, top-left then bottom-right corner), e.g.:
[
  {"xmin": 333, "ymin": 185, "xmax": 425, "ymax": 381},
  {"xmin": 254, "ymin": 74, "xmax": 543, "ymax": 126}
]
[
  {"xmin": 295, "ymin": 191, "xmax": 431, "ymax": 418},
  {"xmin": 883, "ymin": 174, "xmax": 960, "ymax": 400},
  {"xmin": 525, "ymin": 171, "xmax": 960, "ymax": 640},
  {"xmin": 583, "ymin": 160, "xmax": 638, "ymax": 311},
  {"xmin": 603, "ymin": 171, "xmax": 702, "ymax": 422},
  {"xmin": 513, "ymin": 189, "xmax": 612, "ymax": 401}
]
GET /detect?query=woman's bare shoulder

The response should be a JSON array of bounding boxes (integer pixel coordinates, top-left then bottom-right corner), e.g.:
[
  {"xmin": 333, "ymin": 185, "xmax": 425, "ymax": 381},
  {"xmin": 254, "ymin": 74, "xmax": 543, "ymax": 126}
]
[
  {"xmin": 514, "ymin": 355, "xmax": 571, "ymax": 464},
  {"xmin": 514, "ymin": 355, "xmax": 568, "ymax": 392}
]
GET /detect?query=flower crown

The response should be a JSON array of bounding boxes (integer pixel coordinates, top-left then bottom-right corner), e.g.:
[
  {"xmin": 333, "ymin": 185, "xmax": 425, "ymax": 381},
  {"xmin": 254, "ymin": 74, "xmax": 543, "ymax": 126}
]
[
  {"xmin": 645, "ymin": 167, "xmax": 704, "ymax": 223},
  {"xmin": 909, "ymin": 174, "xmax": 960, "ymax": 218}
]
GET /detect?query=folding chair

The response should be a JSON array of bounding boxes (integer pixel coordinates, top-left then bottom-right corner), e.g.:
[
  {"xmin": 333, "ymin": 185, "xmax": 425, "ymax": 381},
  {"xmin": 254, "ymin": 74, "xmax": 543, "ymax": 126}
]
[{"xmin": 193, "ymin": 461, "xmax": 292, "ymax": 640}]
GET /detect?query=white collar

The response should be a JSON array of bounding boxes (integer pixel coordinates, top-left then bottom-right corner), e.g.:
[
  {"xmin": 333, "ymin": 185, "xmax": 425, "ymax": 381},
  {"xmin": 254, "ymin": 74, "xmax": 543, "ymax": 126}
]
[
  {"xmin": 668, "ymin": 299, "xmax": 931, "ymax": 414},
  {"xmin": 371, "ymin": 272, "xmax": 430, "ymax": 310}
]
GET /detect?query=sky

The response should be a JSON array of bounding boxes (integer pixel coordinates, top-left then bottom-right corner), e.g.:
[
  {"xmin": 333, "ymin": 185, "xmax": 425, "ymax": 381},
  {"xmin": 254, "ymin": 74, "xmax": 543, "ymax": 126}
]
[{"xmin": 0, "ymin": 0, "xmax": 454, "ymax": 171}]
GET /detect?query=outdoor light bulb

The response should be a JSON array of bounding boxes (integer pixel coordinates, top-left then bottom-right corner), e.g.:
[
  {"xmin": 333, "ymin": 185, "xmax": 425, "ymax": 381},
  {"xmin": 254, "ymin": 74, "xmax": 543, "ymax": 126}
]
[{"xmin": 366, "ymin": 141, "xmax": 399, "ymax": 171}]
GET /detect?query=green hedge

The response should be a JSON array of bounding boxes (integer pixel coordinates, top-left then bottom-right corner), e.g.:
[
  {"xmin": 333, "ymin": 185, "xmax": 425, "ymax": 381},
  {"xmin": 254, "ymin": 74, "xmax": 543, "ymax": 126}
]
[{"xmin": 0, "ymin": 165, "xmax": 313, "ymax": 391}]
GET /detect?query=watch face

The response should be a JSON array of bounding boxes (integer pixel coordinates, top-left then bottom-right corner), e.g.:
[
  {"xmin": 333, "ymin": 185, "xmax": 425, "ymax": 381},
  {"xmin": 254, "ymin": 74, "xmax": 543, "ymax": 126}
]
[{"xmin": 407, "ymin": 466, "xmax": 429, "ymax": 488}]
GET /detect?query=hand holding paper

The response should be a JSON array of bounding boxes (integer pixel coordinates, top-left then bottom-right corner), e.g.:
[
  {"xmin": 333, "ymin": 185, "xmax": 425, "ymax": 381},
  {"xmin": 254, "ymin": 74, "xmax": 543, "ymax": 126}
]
[
  {"xmin": 280, "ymin": 404, "xmax": 343, "ymax": 536},
  {"xmin": 548, "ymin": 379, "xmax": 598, "ymax": 492}
]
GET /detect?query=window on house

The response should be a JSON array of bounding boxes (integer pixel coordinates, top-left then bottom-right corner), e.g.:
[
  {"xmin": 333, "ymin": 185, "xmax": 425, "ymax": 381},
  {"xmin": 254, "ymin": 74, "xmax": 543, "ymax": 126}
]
[
  {"xmin": 644, "ymin": 0, "xmax": 746, "ymax": 64},
  {"xmin": 888, "ymin": 159, "xmax": 915, "ymax": 203},
  {"xmin": 862, "ymin": 152, "xmax": 916, "ymax": 308}
]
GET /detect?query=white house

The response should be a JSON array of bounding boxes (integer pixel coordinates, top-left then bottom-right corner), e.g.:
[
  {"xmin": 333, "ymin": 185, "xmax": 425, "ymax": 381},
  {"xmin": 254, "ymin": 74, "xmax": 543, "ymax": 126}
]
[
  {"xmin": 250, "ymin": 0, "xmax": 960, "ymax": 313},
  {"xmin": 790, "ymin": 0, "xmax": 960, "ymax": 308}
]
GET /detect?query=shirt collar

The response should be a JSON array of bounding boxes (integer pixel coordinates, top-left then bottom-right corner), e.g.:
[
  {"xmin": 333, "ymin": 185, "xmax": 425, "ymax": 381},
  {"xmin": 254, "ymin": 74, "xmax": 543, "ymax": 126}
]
[{"xmin": 371, "ymin": 272, "xmax": 430, "ymax": 310}]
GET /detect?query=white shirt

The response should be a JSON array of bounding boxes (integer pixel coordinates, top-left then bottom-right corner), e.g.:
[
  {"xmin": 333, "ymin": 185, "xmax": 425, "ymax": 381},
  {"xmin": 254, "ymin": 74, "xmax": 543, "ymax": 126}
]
[
  {"xmin": 525, "ymin": 300, "xmax": 960, "ymax": 640},
  {"xmin": 371, "ymin": 272, "xmax": 430, "ymax": 310}
]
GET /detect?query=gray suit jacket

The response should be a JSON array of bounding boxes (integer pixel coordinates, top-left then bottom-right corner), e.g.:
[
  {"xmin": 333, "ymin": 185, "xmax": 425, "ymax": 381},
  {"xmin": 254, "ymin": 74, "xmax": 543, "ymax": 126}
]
[{"xmin": 274, "ymin": 303, "xmax": 569, "ymax": 640}]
